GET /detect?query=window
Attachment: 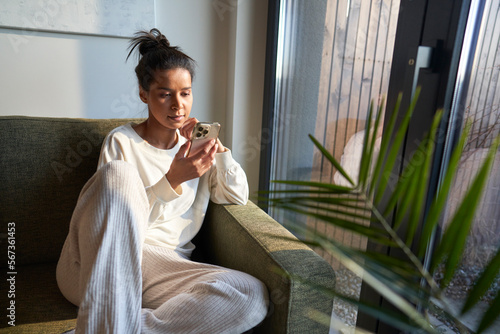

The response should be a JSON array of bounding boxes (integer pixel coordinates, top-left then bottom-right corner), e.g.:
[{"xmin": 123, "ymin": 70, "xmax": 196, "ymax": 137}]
[
  {"xmin": 261, "ymin": 0, "xmax": 499, "ymax": 332},
  {"xmin": 260, "ymin": 0, "xmax": 400, "ymax": 329}
]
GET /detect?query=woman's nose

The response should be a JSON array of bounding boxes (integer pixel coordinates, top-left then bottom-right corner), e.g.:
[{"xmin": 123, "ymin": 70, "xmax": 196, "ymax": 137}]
[{"xmin": 171, "ymin": 97, "xmax": 182, "ymax": 110}]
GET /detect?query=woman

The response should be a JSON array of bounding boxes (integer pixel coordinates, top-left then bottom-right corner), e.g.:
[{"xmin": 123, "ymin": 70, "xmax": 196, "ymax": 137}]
[{"xmin": 56, "ymin": 28, "xmax": 268, "ymax": 333}]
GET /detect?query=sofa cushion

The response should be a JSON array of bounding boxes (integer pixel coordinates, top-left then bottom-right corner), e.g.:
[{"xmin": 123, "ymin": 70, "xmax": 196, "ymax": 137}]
[
  {"xmin": 0, "ymin": 116, "xmax": 142, "ymax": 266},
  {"xmin": 0, "ymin": 263, "xmax": 77, "ymax": 332}
]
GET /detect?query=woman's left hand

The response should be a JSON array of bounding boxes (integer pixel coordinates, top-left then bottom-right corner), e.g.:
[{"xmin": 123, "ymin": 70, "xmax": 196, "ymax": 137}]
[{"xmin": 180, "ymin": 117, "xmax": 198, "ymax": 140}]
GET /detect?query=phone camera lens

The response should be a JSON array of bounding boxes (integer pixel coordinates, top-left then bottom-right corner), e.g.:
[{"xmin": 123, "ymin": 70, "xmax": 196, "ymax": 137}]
[
  {"xmin": 198, "ymin": 127, "xmax": 204, "ymax": 131},
  {"xmin": 203, "ymin": 130, "xmax": 209, "ymax": 135},
  {"xmin": 196, "ymin": 133, "xmax": 202, "ymax": 138}
]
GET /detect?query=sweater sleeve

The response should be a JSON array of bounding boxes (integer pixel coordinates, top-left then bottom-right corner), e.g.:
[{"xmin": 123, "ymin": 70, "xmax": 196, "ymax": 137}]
[
  {"xmin": 98, "ymin": 129, "xmax": 181, "ymax": 224},
  {"xmin": 97, "ymin": 131, "xmax": 124, "ymax": 169},
  {"xmin": 145, "ymin": 176, "xmax": 181, "ymax": 223},
  {"xmin": 209, "ymin": 149, "xmax": 249, "ymax": 205}
]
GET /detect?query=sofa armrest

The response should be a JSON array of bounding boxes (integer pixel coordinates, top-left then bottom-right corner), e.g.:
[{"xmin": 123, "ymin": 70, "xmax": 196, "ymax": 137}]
[{"xmin": 200, "ymin": 201, "xmax": 336, "ymax": 334}]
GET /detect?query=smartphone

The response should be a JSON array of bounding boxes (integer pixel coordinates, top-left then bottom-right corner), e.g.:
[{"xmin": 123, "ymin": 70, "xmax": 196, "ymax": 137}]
[{"xmin": 187, "ymin": 122, "xmax": 221, "ymax": 157}]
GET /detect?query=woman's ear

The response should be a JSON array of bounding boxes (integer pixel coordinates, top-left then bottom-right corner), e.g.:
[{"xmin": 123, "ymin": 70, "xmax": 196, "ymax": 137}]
[{"xmin": 139, "ymin": 86, "xmax": 148, "ymax": 104}]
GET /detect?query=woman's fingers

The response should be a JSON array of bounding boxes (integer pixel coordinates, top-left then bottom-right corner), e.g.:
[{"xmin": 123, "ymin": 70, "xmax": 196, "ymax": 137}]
[
  {"xmin": 167, "ymin": 139, "xmax": 216, "ymax": 188},
  {"xmin": 180, "ymin": 117, "xmax": 199, "ymax": 139}
]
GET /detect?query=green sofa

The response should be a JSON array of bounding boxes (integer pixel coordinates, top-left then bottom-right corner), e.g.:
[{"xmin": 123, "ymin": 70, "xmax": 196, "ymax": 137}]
[{"xmin": 0, "ymin": 116, "xmax": 336, "ymax": 333}]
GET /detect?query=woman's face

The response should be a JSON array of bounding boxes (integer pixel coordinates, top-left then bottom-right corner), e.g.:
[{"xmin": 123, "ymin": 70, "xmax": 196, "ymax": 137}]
[{"xmin": 140, "ymin": 68, "xmax": 193, "ymax": 131}]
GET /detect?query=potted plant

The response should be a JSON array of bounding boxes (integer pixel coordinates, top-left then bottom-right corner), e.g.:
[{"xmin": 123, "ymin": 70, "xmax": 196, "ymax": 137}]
[{"xmin": 264, "ymin": 89, "xmax": 500, "ymax": 333}]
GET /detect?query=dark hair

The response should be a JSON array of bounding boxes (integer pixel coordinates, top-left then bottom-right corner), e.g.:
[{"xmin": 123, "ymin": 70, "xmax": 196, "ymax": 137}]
[{"xmin": 127, "ymin": 28, "xmax": 196, "ymax": 91}]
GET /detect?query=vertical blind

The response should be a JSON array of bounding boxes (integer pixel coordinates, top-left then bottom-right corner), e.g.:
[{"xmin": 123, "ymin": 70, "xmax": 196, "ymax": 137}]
[
  {"xmin": 269, "ymin": 0, "xmax": 401, "ymax": 268},
  {"xmin": 311, "ymin": 0, "xmax": 400, "ymax": 267}
]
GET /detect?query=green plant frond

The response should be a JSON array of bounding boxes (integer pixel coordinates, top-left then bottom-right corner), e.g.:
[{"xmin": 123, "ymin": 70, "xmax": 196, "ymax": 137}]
[
  {"xmin": 374, "ymin": 88, "xmax": 421, "ymax": 204},
  {"xmin": 339, "ymin": 247, "xmax": 433, "ymax": 303},
  {"xmin": 427, "ymin": 301, "xmax": 475, "ymax": 333},
  {"xmin": 430, "ymin": 137, "xmax": 499, "ymax": 284},
  {"xmin": 418, "ymin": 120, "xmax": 472, "ymax": 259},
  {"xmin": 260, "ymin": 189, "xmax": 353, "ymax": 195},
  {"xmin": 462, "ymin": 247, "xmax": 500, "ymax": 315},
  {"xmin": 274, "ymin": 264, "xmax": 434, "ymax": 333},
  {"xmin": 361, "ymin": 250, "xmax": 422, "ymax": 277},
  {"xmin": 306, "ymin": 309, "xmax": 342, "ymax": 332},
  {"xmin": 476, "ymin": 289, "xmax": 500, "ymax": 334},
  {"xmin": 308, "ymin": 134, "xmax": 357, "ymax": 187},
  {"xmin": 275, "ymin": 203, "xmax": 371, "ymax": 224},
  {"xmin": 358, "ymin": 101, "xmax": 375, "ymax": 189},
  {"xmin": 380, "ymin": 142, "xmax": 417, "ymax": 219},
  {"xmin": 340, "ymin": 293, "xmax": 435, "ymax": 333},
  {"xmin": 361, "ymin": 262, "xmax": 433, "ymax": 309},
  {"xmin": 305, "ymin": 235, "xmax": 436, "ymax": 331},
  {"xmin": 264, "ymin": 90, "xmax": 500, "ymax": 332},
  {"xmin": 335, "ymin": 292, "xmax": 434, "ymax": 333},
  {"xmin": 348, "ymin": 252, "xmax": 433, "ymax": 304},
  {"xmin": 273, "ymin": 203, "xmax": 396, "ymax": 246},
  {"xmin": 369, "ymin": 204, "xmax": 440, "ymax": 294},
  {"xmin": 269, "ymin": 198, "xmax": 371, "ymax": 221},
  {"xmin": 318, "ymin": 245, "xmax": 434, "ymax": 309},
  {"xmin": 271, "ymin": 180, "xmax": 355, "ymax": 194},
  {"xmin": 383, "ymin": 109, "xmax": 440, "ymax": 233},
  {"xmin": 369, "ymin": 93, "xmax": 403, "ymax": 198},
  {"xmin": 307, "ymin": 309, "xmax": 374, "ymax": 334},
  {"xmin": 266, "ymin": 194, "xmax": 369, "ymax": 210},
  {"xmin": 405, "ymin": 110, "xmax": 444, "ymax": 246},
  {"xmin": 359, "ymin": 98, "xmax": 386, "ymax": 191},
  {"xmin": 366, "ymin": 99, "xmax": 385, "ymax": 189},
  {"xmin": 317, "ymin": 238, "xmax": 437, "ymax": 333},
  {"xmin": 288, "ymin": 225, "xmax": 417, "ymax": 283},
  {"xmin": 389, "ymin": 163, "xmax": 420, "ymax": 231}
]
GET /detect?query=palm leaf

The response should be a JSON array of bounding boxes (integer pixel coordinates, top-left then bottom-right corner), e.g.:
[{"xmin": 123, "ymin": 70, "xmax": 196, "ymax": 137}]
[
  {"xmin": 274, "ymin": 263, "xmax": 434, "ymax": 333},
  {"xmin": 430, "ymin": 137, "xmax": 499, "ymax": 285},
  {"xmin": 265, "ymin": 92, "xmax": 500, "ymax": 332},
  {"xmin": 359, "ymin": 98, "xmax": 385, "ymax": 190},
  {"xmin": 317, "ymin": 237, "xmax": 438, "ymax": 333},
  {"xmin": 417, "ymin": 121, "xmax": 472, "ymax": 258},
  {"xmin": 272, "ymin": 179, "xmax": 354, "ymax": 193},
  {"xmin": 461, "ymin": 247, "xmax": 500, "ymax": 315},
  {"xmin": 374, "ymin": 88, "xmax": 420, "ymax": 204},
  {"xmin": 369, "ymin": 93, "xmax": 402, "ymax": 198},
  {"xmin": 405, "ymin": 110, "xmax": 443, "ymax": 245},
  {"xmin": 265, "ymin": 195, "xmax": 370, "ymax": 211},
  {"xmin": 358, "ymin": 101, "xmax": 375, "ymax": 188},
  {"xmin": 385, "ymin": 153, "xmax": 420, "ymax": 230},
  {"xmin": 271, "ymin": 202, "xmax": 394, "ymax": 246},
  {"xmin": 309, "ymin": 134, "xmax": 356, "ymax": 187},
  {"xmin": 476, "ymin": 289, "xmax": 500, "ymax": 334}
]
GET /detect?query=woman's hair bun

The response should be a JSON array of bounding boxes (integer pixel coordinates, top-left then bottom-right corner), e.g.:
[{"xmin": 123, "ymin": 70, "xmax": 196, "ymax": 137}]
[
  {"xmin": 127, "ymin": 28, "xmax": 172, "ymax": 60},
  {"xmin": 127, "ymin": 28, "xmax": 196, "ymax": 90}
]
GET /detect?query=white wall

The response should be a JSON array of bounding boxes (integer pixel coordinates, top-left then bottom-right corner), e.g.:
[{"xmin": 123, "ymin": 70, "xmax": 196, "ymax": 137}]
[
  {"xmin": 154, "ymin": 0, "xmax": 231, "ymax": 140},
  {"xmin": 155, "ymin": 0, "xmax": 268, "ymax": 198},
  {"xmin": 0, "ymin": 28, "xmax": 140, "ymax": 118},
  {"xmin": 0, "ymin": 0, "xmax": 268, "ymax": 199},
  {"xmin": 225, "ymin": 0, "xmax": 268, "ymax": 201}
]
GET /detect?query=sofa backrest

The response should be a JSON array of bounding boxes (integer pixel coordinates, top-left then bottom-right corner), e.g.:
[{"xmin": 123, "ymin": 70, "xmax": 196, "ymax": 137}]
[{"xmin": 0, "ymin": 116, "xmax": 142, "ymax": 266}]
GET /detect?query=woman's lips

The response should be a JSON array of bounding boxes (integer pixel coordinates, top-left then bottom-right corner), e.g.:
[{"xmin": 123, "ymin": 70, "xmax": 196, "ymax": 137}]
[{"xmin": 168, "ymin": 115, "xmax": 184, "ymax": 122}]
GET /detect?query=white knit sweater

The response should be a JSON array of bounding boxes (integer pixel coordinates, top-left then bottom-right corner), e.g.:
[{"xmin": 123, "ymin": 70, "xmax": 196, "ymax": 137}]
[{"xmin": 97, "ymin": 123, "xmax": 249, "ymax": 257}]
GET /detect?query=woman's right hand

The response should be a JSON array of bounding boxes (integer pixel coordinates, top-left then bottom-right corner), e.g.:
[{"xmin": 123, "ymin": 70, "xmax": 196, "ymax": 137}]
[{"xmin": 165, "ymin": 138, "xmax": 218, "ymax": 193}]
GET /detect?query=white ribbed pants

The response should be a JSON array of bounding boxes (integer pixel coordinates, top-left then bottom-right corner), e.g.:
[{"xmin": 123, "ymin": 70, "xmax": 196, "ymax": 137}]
[{"xmin": 56, "ymin": 161, "xmax": 268, "ymax": 334}]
